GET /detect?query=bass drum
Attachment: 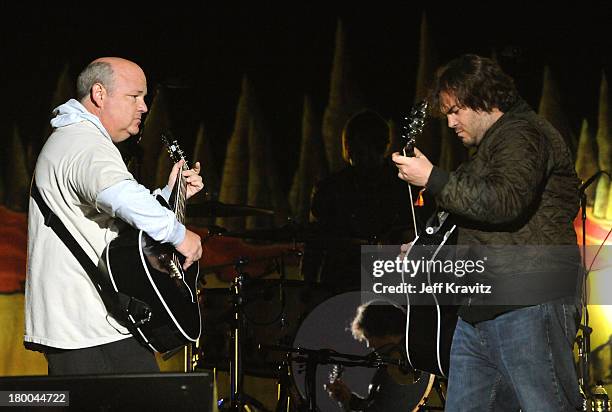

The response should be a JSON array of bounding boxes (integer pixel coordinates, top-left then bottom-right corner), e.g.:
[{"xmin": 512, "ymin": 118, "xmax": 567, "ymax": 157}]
[{"xmin": 291, "ymin": 291, "xmax": 434, "ymax": 412}]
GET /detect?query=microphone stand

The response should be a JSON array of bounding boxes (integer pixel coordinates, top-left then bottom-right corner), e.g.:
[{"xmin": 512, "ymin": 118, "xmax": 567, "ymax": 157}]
[
  {"xmin": 262, "ymin": 344, "xmax": 405, "ymax": 412},
  {"xmin": 579, "ymin": 191, "xmax": 592, "ymax": 403},
  {"xmin": 218, "ymin": 258, "xmax": 270, "ymax": 412},
  {"xmin": 576, "ymin": 170, "xmax": 609, "ymax": 405}
]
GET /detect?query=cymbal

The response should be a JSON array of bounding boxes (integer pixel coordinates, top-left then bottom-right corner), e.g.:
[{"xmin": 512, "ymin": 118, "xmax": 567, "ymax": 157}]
[
  {"xmin": 223, "ymin": 224, "xmax": 369, "ymax": 245},
  {"xmin": 223, "ymin": 227, "xmax": 300, "ymax": 242},
  {"xmin": 186, "ymin": 201, "xmax": 275, "ymax": 218}
]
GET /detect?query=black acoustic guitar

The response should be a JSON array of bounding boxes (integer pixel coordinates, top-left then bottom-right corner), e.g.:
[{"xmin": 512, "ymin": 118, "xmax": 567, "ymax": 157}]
[
  {"xmin": 99, "ymin": 134, "xmax": 201, "ymax": 353},
  {"xmin": 400, "ymin": 101, "xmax": 459, "ymax": 377}
]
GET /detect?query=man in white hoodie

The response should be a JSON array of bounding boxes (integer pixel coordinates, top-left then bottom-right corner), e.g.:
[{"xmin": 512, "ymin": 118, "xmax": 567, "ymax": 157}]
[{"xmin": 25, "ymin": 57, "xmax": 204, "ymax": 375}]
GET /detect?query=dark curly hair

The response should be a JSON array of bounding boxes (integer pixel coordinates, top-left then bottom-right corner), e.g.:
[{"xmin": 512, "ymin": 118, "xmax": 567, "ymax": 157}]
[
  {"xmin": 350, "ymin": 301, "xmax": 406, "ymax": 342},
  {"xmin": 429, "ymin": 54, "xmax": 519, "ymax": 115}
]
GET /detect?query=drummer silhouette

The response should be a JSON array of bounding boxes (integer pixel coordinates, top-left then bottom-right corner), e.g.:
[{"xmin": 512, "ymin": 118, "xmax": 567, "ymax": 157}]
[
  {"xmin": 324, "ymin": 301, "xmax": 433, "ymax": 411},
  {"xmin": 302, "ymin": 109, "xmax": 414, "ymax": 290}
]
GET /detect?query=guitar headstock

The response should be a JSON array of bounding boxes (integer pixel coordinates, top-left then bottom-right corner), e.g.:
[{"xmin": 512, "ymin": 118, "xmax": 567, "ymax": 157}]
[
  {"xmin": 329, "ymin": 364, "xmax": 344, "ymax": 384},
  {"xmin": 400, "ymin": 100, "xmax": 428, "ymax": 157},
  {"xmin": 161, "ymin": 132, "xmax": 189, "ymax": 168}
]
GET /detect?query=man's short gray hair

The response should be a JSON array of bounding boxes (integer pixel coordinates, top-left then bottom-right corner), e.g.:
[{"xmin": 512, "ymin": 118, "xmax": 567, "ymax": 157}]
[{"xmin": 76, "ymin": 61, "xmax": 115, "ymax": 101}]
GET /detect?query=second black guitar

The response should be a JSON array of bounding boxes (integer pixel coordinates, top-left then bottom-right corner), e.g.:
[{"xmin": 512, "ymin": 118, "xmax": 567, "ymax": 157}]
[{"xmin": 99, "ymin": 134, "xmax": 201, "ymax": 354}]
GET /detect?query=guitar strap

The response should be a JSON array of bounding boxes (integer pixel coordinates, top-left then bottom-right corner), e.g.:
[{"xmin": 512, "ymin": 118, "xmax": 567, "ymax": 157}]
[{"xmin": 30, "ymin": 180, "xmax": 152, "ymax": 330}]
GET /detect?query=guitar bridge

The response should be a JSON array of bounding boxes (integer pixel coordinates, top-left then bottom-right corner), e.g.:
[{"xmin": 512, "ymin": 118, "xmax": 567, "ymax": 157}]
[
  {"xmin": 167, "ymin": 261, "xmax": 183, "ymax": 279},
  {"xmin": 158, "ymin": 253, "xmax": 183, "ymax": 279}
]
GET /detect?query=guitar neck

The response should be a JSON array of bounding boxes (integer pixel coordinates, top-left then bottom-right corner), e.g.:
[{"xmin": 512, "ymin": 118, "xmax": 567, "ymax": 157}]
[
  {"xmin": 174, "ymin": 164, "xmax": 188, "ymax": 224},
  {"xmin": 161, "ymin": 134, "xmax": 191, "ymax": 226},
  {"xmin": 401, "ymin": 100, "xmax": 428, "ymax": 159},
  {"xmin": 403, "ymin": 137, "xmax": 416, "ymax": 158}
]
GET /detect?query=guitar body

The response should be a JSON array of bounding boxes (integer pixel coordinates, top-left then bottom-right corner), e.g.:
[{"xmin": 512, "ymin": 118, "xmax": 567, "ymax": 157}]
[
  {"xmin": 399, "ymin": 102, "xmax": 459, "ymax": 377},
  {"xmin": 404, "ymin": 212, "xmax": 459, "ymax": 377},
  {"xmin": 100, "ymin": 226, "xmax": 201, "ymax": 353},
  {"xmin": 99, "ymin": 135, "xmax": 202, "ymax": 354},
  {"xmin": 406, "ymin": 304, "xmax": 457, "ymax": 377}
]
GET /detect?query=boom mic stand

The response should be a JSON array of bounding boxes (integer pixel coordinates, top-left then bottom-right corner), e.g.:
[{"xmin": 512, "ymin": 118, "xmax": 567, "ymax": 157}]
[
  {"xmin": 576, "ymin": 170, "xmax": 610, "ymax": 406},
  {"xmin": 263, "ymin": 344, "xmax": 406, "ymax": 412},
  {"xmin": 578, "ymin": 188, "xmax": 592, "ymax": 406}
]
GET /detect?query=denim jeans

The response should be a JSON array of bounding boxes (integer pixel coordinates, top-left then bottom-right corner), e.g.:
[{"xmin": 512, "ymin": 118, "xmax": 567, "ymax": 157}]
[{"xmin": 445, "ymin": 302, "xmax": 582, "ymax": 411}]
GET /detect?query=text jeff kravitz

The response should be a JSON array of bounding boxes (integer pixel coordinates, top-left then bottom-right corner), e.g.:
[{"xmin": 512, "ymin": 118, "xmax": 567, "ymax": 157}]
[{"xmin": 372, "ymin": 282, "xmax": 492, "ymax": 295}]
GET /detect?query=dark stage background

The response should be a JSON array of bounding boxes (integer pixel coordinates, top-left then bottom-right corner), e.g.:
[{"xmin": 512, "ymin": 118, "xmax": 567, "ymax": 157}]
[
  {"xmin": 1, "ymin": 3, "xmax": 610, "ymax": 193},
  {"xmin": 0, "ymin": 3, "xmax": 611, "ymax": 402}
]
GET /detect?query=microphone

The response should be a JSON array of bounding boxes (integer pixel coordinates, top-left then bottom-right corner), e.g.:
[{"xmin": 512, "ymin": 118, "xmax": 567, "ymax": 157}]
[{"xmin": 579, "ymin": 171, "xmax": 606, "ymax": 194}]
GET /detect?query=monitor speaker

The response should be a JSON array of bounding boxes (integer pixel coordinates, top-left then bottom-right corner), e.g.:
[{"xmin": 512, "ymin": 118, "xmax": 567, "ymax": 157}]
[{"xmin": 0, "ymin": 372, "xmax": 213, "ymax": 411}]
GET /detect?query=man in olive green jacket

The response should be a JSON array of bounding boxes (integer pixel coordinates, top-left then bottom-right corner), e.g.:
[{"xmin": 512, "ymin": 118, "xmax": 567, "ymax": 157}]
[{"xmin": 393, "ymin": 54, "xmax": 582, "ymax": 411}]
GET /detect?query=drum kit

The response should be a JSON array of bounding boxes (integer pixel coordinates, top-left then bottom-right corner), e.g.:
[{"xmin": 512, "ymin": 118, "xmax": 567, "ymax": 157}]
[{"xmin": 182, "ymin": 200, "xmax": 446, "ymax": 411}]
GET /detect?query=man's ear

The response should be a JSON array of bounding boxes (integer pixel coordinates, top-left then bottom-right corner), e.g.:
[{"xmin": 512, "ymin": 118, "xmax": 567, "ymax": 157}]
[{"xmin": 90, "ymin": 83, "xmax": 106, "ymax": 108}]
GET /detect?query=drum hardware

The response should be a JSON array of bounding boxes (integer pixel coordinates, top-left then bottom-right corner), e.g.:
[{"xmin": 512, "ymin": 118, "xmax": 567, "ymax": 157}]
[
  {"xmin": 217, "ymin": 393, "xmax": 270, "ymax": 412},
  {"xmin": 198, "ymin": 252, "xmax": 282, "ymax": 277},
  {"xmin": 215, "ymin": 257, "xmax": 270, "ymax": 411},
  {"xmin": 289, "ymin": 291, "xmax": 438, "ymax": 411},
  {"xmin": 223, "ymin": 222, "xmax": 369, "ymax": 246},
  {"xmin": 262, "ymin": 344, "xmax": 408, "ymax": 412},
  {"xmin": 195, "ymin": 281, "xmax": 333, "ymax": 378},
  {"xmin": 274, "ymin": 356, "xmax": 294, "ymax": 412},
  {"xmin": 591, "ymin": 382, "xmax": 611, "ymax": 412},
  {"xmin": 219, "ymin": 257, "xmax": 248, "ymax": 411},
  {"xmin": 186, "ymin": 200, "xmax": 275, "ymax": 218}
]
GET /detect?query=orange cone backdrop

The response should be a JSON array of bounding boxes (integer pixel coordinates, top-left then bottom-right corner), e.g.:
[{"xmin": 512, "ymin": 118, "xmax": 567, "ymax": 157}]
[
  {"xmin": 0, "ymin": 206, "xmax": 27, "ymax": 294},
  {"xmin": 0, "ymin": 206, "xmax": 46, "ymax": 375}
]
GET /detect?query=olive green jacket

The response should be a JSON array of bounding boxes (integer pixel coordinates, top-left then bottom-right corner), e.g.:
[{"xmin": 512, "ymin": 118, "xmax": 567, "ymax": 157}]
[{"xmin": 427, "ymin": 100, "xmax": 581, "ymax": 312}]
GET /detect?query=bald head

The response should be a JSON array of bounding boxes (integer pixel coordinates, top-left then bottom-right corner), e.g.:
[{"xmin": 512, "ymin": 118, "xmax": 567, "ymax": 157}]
[
  {"xmin": 76, "ymin": 57, "xmax": 145, "ymax": 102},
  {"xmin": 77, "ymin": 57, "xmax": 148, "ymax": 142}
]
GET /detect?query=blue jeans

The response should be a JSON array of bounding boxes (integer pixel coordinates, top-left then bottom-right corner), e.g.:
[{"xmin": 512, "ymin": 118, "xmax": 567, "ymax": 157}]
[{"xmin": 445, "ymin": 302, "xmax": 582, "ymax": 411}]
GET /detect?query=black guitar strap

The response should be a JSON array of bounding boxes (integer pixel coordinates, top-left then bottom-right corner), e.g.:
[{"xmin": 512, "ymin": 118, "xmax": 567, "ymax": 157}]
[{"xmin": 30, "ymin": 180, "xmax": 151, "ymax": 330}]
